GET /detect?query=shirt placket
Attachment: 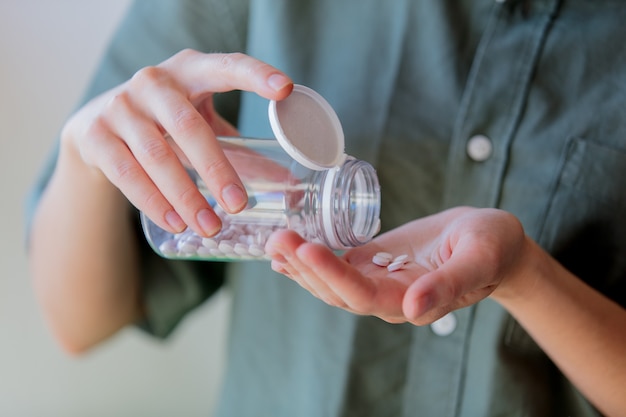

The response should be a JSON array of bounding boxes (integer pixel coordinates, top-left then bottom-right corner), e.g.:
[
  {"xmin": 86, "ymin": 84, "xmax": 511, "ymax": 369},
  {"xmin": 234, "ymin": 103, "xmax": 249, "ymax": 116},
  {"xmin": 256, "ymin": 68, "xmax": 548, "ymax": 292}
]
[{"xmin": 442, "ymin": 0, "xmax": 561, "ymax": 210}]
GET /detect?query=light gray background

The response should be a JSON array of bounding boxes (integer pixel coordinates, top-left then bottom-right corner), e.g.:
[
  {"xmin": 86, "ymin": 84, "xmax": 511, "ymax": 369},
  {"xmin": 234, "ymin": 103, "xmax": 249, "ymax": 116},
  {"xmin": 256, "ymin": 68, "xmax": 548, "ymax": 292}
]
[{"xmin": 0, "ymin": 2, "xmax": 230, "ymax": 416}]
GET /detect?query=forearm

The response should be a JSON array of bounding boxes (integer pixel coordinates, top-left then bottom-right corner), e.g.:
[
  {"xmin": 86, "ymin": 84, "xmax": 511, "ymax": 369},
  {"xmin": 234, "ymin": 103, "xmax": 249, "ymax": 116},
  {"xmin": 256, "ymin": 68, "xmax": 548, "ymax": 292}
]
[
  {"xmin": 491, "ymin": 238, "xmax": 626, "ymax": 417},
  {"xmin": 29, "ymin": 139, "xmax": 142, "ymax": 354}
]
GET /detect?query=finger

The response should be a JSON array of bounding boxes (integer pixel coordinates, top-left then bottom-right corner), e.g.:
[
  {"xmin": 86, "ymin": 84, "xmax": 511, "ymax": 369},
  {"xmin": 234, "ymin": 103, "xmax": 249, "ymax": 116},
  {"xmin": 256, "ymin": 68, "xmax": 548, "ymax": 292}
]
[
  {"xmin": 268, "ymin": 230, "xmax": 382, "ymax": 313},
  {"xmin": 129, "ymin": 52, "xmax": 293, "ymax": 217},
  {"xmin": 103, "ymin": 94, "xmax": 222, "ymax": 236},
  {"xmin": 298, "ymin": 243, "xmax": 409, "ymax": 318},
  {"xmin": 271, "ymin": 258, "xmax": 322, "ymax": 297},
  {"xmin": 266, "ymin": 231, "xmax": 348, "ymax": 308},
  {"xmin": 270, "ymin": 259, "xmax": 290, "ymax": 276},
  {"xmin": 131, "ymin": 75, "xmax": 248, "ymax": 216},
  {"xmin": 160, "ymin": 51, "xmax": 293, "ymax": 101},
  {"xmin": 83, "ymin": 122, "xmax": 186, "ymax": 234},
  {"xmin": 402, "ymin": 236, "xmax": 497, "ymax": 320}
]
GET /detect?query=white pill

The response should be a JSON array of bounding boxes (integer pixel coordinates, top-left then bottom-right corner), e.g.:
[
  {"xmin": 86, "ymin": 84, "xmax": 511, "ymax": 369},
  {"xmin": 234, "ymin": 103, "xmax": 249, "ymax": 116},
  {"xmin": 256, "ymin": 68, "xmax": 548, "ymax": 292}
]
[
  {"xmin": 219, "ymin": 229, "xmax": 235, "ymax": 240},
  {"xmin": 248, "ymin": 244, "xmax": 265, "ymax": 257},
  {"xmin": 174, "ymin": 229, "xmax": 192, "ymax": 239},
  {"xmin": 234, "ymin": 243, "xmax": 249, "ymax": 256},
  {"xmin": 196, "ymin": 246, "xmax": 213, "ymax": 257},
  {"xmin": 218, "ymin": 241, "xmax": 235, "ymax": 253},
  {"xmin": 183, "ymin": 235, "xmax": 202, "ymax": 246},
  {"xmin": 387, "ymin": 261, "xmax": 406, "ymax": 272},
  {"xmin": 178, "ymin": 241, "xmax": 199, "ymax": 254},
  {"xmin": 159, "ymin": 239, "xmax": 178, "ymax": 256},
  {"xmin": 250, "ymin": 234, "xmax": 261, "ymax": 246},
  {"xmin": 393, "ymin": 254, "xmax": 409, "ymax": 264},
  {"xmin": 376, "ymin": 252, "xmax": 393, "ymax": 261},
  {"xmin": 210, "ymin": 248, "xmax": 224, "ymax": 257},
  {"xmin": 372, "ymin": 255, "xmax": 391, "ymax": 267},
  {"xmin": 201, "ymin": 238, "xmax": 218, "ymax": 249}
]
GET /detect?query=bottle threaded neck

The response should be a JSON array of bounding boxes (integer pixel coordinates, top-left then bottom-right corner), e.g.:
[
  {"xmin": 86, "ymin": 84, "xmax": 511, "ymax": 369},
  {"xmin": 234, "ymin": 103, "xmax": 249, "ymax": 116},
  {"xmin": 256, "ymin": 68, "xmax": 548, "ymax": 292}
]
[{"xmin": 313, "ymin": 157, "xmax": 381, "ymax": 249}]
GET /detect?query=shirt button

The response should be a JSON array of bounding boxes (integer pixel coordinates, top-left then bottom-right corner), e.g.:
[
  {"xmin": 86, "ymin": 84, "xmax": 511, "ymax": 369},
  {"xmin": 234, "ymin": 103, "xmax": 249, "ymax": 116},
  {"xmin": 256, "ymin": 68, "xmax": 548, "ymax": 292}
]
[
  {"xmin": 466, "ymin": 134, "xmax": 493, "ymax": 162},
  {"xmin": 430, "ymin": 312, "xmax": 457, "ymax": 336}
]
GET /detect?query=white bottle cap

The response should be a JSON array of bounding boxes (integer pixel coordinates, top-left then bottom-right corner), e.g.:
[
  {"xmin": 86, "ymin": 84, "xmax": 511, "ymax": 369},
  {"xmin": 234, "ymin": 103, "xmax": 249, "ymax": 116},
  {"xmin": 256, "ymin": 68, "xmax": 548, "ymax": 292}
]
[{"xmin": 269, "ymin": 84, "xmax": 346, "ymax": 171}]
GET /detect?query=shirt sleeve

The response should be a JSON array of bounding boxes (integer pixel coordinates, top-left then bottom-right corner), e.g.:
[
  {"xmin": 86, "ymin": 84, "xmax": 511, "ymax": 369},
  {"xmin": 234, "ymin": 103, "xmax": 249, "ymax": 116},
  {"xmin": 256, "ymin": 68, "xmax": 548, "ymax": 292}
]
[{"xmin": 25, "ymin": 0, "xmax": 250, "ymax": 339}]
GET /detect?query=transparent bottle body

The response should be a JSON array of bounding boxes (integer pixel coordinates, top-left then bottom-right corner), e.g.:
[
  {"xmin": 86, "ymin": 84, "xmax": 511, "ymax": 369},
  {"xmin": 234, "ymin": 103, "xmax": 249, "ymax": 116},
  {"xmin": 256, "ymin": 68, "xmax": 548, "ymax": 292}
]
[{"xmin": 141, "ymin": 137, "xmax": 381, "ymax": 261}]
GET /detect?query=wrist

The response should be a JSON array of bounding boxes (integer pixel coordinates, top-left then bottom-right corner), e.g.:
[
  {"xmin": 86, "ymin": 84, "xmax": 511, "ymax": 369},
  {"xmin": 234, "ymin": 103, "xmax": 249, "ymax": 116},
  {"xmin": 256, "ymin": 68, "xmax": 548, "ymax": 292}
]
[{"xmin": 489, "ymin": 235, "xmax": 550, "ymax": 308}]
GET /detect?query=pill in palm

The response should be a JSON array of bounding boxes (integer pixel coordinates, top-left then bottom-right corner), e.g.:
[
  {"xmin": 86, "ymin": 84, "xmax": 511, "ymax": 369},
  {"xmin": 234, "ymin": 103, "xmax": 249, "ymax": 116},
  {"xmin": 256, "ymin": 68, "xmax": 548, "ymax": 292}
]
[
  {"xmin": 387, "ymin": 260, "xmax": 406, "ymax": 272},
  {"xmin": 393, "ymin": 254, "xmax": 408, "ymax": 264},
  {"xmin": 372, "ymin": 252, "xmax": 393, "ymax": 266},
  {"xmin": 371, "ymin": 251, "xmax": 411, "ymax": 272}
]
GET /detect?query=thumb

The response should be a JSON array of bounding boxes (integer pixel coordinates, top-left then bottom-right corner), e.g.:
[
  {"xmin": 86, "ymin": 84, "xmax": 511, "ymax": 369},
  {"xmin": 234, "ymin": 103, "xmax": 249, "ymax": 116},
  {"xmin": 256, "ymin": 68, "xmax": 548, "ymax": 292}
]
[{"xmin": 402, "ymin": 238, "xmax": 498, "ymax": 322}]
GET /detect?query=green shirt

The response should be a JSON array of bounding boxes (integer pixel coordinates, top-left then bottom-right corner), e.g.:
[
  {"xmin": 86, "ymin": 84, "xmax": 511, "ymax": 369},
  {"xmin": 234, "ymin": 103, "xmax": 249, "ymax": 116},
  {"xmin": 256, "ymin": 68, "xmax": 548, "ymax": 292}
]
[{"xmin": 28, "ymin": 0, "xmax": 626, "ymax": 416}]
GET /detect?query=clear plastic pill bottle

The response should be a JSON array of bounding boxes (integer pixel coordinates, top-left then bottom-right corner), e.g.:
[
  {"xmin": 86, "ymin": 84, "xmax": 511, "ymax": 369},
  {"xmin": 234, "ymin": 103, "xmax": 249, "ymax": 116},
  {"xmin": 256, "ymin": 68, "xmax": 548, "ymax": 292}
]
[{"xmin": 141, "ymin": 85, "xmax": 381, "ymax": 261}]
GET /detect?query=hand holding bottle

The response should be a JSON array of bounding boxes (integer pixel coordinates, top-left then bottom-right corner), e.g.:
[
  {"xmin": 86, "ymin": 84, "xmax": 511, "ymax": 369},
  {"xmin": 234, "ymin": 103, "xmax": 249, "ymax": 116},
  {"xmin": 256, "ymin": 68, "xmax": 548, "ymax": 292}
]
[{"xmin": 61, "ymin": 50, "xmax": 293, "ymax": 237}]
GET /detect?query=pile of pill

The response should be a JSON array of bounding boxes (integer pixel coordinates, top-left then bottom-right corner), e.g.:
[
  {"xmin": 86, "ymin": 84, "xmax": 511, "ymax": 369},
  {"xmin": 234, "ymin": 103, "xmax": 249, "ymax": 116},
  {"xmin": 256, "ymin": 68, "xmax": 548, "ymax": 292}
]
[
  {"xmin": 372, "ymin": 252, "xmax": 410, "ymax": 272},
  {"xmin": 157, "ymin": 205, "xmax": 311, "ymax": 260},
  {"xmin": 158, "ymin": 226, "xmax": 273, "ymax": 260}
]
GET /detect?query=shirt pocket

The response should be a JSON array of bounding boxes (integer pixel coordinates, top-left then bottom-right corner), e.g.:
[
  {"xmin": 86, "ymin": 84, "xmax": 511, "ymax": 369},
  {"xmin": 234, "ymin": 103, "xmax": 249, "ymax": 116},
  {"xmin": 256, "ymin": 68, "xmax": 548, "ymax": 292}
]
[
  {"xmin": 539, "ymin": 136, "xmax": 626, "ymax": 303},
  {"xmin": 556, "ymin": 137, "xmax": 626, "ymax": 208},
  {"xmin": 506, "ymin": 137, "xmax": 626, "ymax": 354}
]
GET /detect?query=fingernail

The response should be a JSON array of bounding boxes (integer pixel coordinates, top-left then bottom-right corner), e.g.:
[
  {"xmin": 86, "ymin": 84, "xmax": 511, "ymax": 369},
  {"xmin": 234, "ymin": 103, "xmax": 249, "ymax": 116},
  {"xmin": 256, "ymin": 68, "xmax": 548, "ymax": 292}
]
[
  {"xmin": 267, "ymin": 73, "xmax": 292, "ymax": 92},
  {"xmin": 197, "ymin": 208, "xmax": 221, "ymax": 236},
  {"xmin": 271, "ymin": 260, "xmax": 286, "ymax": 273},
  {"xmin": 221, "ymin": 184, "xmax": 247, "ymax": 212},
  {"xmin": 270, "ymin": 253, "xmax": 287, "ymax": 264},
  {"xmin": 165, "ymin": 210, "xmax": 186, "ymax": 232}
]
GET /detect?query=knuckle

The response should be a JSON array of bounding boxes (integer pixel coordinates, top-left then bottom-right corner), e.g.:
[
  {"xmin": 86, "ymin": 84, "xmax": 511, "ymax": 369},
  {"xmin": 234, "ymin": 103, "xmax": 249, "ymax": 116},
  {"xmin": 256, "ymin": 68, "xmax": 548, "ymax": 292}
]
[
  {"xmin": 200, "ymin": 156, "xmax": 233, "ymax": 181},
  {"xmin": 224, "ymin": 52, "xmax": 267, "ymax": 77},
  {"xmin": 143, "ymin": 188, "xmax": 168, "ymax": 214},
  {"xmin": 83, "ymin": 116, "xmax": 108, "ymax": 139},
  {"xmin": 217, "ymin": 52, "xmax": 246, "ymax": 70},
  {"xmin": 100, "ymin": 92, "xmax": 136, "ymax": 126},
  {"xmin": 137, "ymin": 138, "xmax": 174, "ymax": 165},
  {"xmin": 161, "ymin": 49, "xmax": 200, "ymax": 70},
  {"xmin": 104, "ymin": 91, "xmax": 133, "ymax": 113},
  {"xmin": 131, "ymin": 65, "xmax": 168, "ymax": 88},
  {"xmin": 173, "ymin": 48, "xmax": 198, "ymax": 60},
  {"xmin": 172, "ymin": 107, "xmax": 204, "ymax": 135},
  {"xmin": 79, "ymin": 119, "xmax": 109, "ymax": 164},
  {"xmin": 175, "ymin": 183, "xmax": 203, "ymax": 208},
  {"xmin": 110, "ymin": 158, "xmax": 143, "ymax": 184}
]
